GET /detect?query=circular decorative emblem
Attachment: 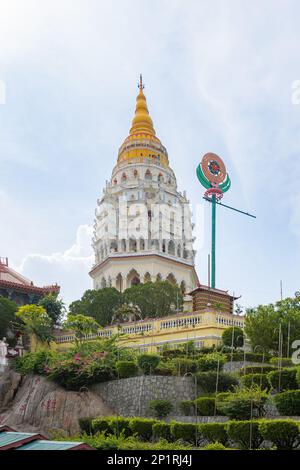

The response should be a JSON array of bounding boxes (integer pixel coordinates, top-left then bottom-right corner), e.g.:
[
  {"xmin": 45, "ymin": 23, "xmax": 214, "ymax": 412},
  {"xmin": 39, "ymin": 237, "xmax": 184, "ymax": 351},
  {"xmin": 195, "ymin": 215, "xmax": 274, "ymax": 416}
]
[
  {"xmin": 201, "ymin": 153, "xmax": 227, "ymax": 185},
  {"xmin": 196, "ymin": 152, "xmax": 231, "ymax": 200}
]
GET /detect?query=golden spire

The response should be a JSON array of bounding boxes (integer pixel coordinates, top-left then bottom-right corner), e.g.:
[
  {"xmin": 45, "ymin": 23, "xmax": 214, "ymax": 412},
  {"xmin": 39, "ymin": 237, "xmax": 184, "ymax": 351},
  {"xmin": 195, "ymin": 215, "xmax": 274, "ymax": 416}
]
[{"xmin": 129, "ymin": 74, "xmax": 156, "ymax": 136}]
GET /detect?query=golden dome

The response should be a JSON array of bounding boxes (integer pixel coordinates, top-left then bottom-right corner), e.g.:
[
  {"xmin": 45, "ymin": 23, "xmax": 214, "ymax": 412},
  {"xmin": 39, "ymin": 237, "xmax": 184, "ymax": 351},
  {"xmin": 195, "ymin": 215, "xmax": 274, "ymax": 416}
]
[{"xmin": 118, "ymin": 76, "xmax": 169, "ymax": 167}]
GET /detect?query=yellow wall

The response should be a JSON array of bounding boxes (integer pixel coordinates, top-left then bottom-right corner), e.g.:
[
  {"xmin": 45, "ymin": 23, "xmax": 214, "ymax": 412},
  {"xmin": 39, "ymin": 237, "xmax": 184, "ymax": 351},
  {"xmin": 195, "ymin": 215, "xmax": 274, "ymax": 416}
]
[{"xmin": 49, "ymin": 310, "xmax": 245, "ymax": 354}]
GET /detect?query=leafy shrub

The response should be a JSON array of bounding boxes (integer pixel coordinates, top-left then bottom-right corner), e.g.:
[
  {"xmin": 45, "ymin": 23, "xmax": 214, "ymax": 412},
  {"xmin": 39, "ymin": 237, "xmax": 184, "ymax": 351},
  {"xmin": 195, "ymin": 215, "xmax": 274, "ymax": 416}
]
[
  {"xmin": 109, "ymin": 417, "xmax": 132, "ymax": 437},
  {"xmin": 179, "ymin": 400, "xmax": 195, "ymax": 416},
  {"xmin": 241, "ymin": 373, "xmax": 270, "ymax": 391},
  {"xmin": 13, "ymin": 349, "xmax": 57, "ymax": 375},
  {"xmin": 81, "ymin": 433, "xmax": 192, "ymax": 450},
  {"xmin": 170, "ymin": 421, "xmax": 200, "ymax": 445},
  {"xmin": 226, "ymin": 420, "xmax": 263, "ymax": 449},
  {"xmin": 149, "ymin": 399, "xmax": 173, "ymax": 418},
  {"xmin": 259, "ymin": 420, "xmax": 300, "ymax": 450},
  {"xmin": 49, "ymin": 359, "xmax": 115, "ymax": 390},
  {"xmin": 115, "ymin": 360, "xmax": 138, "ymax": 378},
  {"xmin": 152, "ymin": 422, "xmax": 172, "ymax": 442},
  {"xmin": 129, "ymin": 418, "xmax": 159, "ymax": 441},
  {"xmin": 196, "ymin": 371, "xmax": 239, "ymax": 393},
  {"xmin": 267, "ymin": 368, "xmax": 298, "ymax": 392},
  {"xmin": 197, "ymin": 353, "xmax": 227, "ymax": 372},
  {"xmin": 199, "ymin": 423, "xmax": 227, "ymax": 445},
  {"xmin": 172, "ymin": 358, "xmax": 198, "ymax": 375},
  {"xmin": 79, "ymin": 417, "xmax": 93, "ymax": 435},
  {"xmin": 274, "ymin": 390, "xmax": 300, "ymax": 416},
  {"xmin": 194, "ymin": 397, "xmax": 215, "ymax": 416},
  {"xmin": 92, "ymin": 417, "xmax": 114, "ymax": 435},
  {"xmin": 296, "ymin": 368, "xmax": 300, "ymax": 388},
  {"xmin": 137, "ymin": 354, "xmax": 160, "ymax": 375},
  {"xmin": 225, "ymin": 352, "xmax": 270, "ymax": 363},
  {"xmin": 162, "ymin": 349, "xmax": 185, "ymax": 359},
  {"xmin": 153, "ymin": 365, "xmax": 174, "ymax": 376},
  {"xmin": 269, "ymin": 357, "xmax": 294, "ymax": 368},
  {"xmin": 240, "ymin": 365, "xmax": 276, "ymax": 375},
  {"xmin": 218, "ymin": 389, "xmax": 268, "ymax": 420},
  {"xmin": 200, "ymin": 442, "xmax": 229, "ymax": 450}
]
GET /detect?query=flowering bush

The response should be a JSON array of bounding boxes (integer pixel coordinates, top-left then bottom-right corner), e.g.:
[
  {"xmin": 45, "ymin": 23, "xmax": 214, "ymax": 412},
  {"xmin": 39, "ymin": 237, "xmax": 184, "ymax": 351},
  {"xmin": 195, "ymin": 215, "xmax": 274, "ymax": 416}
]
[{"xmin": 48, "ymin": 351, "xmax": 115, "ymax": 390}]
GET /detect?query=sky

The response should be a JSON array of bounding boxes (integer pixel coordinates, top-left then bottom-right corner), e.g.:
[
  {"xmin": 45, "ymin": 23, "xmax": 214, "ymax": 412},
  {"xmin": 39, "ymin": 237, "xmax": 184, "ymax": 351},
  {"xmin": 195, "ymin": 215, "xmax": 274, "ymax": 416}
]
[{"xmin": 0, "ymin": 0, "xmax": 300, "ymax": 309}]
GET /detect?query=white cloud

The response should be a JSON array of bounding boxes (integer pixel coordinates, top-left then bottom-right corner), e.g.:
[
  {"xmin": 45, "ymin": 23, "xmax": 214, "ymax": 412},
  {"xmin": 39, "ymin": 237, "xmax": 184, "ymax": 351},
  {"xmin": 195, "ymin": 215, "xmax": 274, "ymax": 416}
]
[{"xmin": 15, "ymin": 225, "xmax": 93, "ymax": 306}]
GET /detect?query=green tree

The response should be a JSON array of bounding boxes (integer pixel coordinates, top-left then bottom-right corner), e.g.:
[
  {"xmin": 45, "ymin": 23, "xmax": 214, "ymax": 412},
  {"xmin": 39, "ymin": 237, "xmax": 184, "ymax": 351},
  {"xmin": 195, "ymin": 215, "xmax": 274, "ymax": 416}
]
[
  {"xmin": 222, "ymin": 326, "xmax": 244, "ymax": 348},
  {"xmin": 16, "ymin": 304, "xmax": 53, "ymax": 344},
  {"xmin": 0, "ymin": 296, "xmax": 17, "ymax": 340},
  {"xmin": 63, "ymin": 314, "xmax": 100, "ymax": 343},
  {"xmin": 112, "ymin": 303, "xmax": 142, "ymax": 324},
  {"xmin": 69, "ymin": 288, "xmax": 123, "ymax": 326},
  {"xmin": 38, "ymin": 294, "xmax": 65, "ymax": 325},
  {"xmin": 123, "ymin": 281, "xmax": 183, "ymax": 318},
  {"xmin": 245, "ymin": 297, "xmax": 300, "ymax": 355}
]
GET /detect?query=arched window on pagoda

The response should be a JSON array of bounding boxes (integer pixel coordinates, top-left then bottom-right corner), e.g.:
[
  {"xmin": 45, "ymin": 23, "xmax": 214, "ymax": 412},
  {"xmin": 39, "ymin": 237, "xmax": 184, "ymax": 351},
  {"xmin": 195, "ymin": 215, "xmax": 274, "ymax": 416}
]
[
  {"xmin": 134, "ymin": 170, "xmax": 138, "ymax": 178},
  {"xmin": 121, "ymin": 173, "xmax": 127, "ymax": 182},
  {"xmin": 145, "ymin": 170, "xmax": 152, "ymax": 180},
  {"xmin": 113, "ymin": 178, "xmax": 117, "ymax": 185},
  {"xmin": 158, "ymin": 173, "xmax": 163, "ymax": 183}
]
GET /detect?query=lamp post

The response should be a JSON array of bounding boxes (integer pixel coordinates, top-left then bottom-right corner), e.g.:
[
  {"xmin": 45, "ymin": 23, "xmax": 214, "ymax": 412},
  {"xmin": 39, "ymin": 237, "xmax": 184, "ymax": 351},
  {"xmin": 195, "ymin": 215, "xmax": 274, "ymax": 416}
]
[
  {"xmin": 253, "ymin": 345, "xmax": 266, "ymax": 390},
  {"xmin": 273, "ymin": 325, "xmax": 283, "ymax": 392},
  {"xmin": 214, "ymin": 346, "xmax": 227, "ymax": 417},
  {"xmin": 236, "ymin": 334, "xmax": 246, "ymax": 376},
  {"xmin": 184, "ymin": 372, "xmax": 198, "ymax": 447}
]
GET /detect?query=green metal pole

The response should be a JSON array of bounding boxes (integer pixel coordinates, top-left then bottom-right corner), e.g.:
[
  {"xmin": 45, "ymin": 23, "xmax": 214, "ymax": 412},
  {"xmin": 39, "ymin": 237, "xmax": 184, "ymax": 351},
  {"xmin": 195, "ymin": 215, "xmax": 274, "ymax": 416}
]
[{"xmin": 211, "ymin": 194, "xmax": 216, "ymax": 288}]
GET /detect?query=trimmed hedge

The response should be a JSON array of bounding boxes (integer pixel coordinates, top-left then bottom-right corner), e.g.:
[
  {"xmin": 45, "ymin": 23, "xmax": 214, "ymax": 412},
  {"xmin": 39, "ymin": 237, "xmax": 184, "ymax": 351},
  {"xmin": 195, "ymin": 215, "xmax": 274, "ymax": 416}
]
[
  {"xmin": 226, "ymin": 420, "xmax": 263, "ymax": 449},
  {"xmin": 199, "ymin": 423, "xmax": 227, "ymax": 445},
  {"xmin": 170, "ymin": 421, "xmax": 200, "ymax": 445},
  {"xmin": 109, "ymin": 417, "xmax": 131, "ymax": 437},
  {"xmin": 218, "ymin": 390, "xmax": 268, "ymax": 420},
  {"xmin": 79, "ymin": 417, "xmax": 93, "ymax": 434},
  {"xmin": 115, "ymin": 360, "xmax": 138, "ymax": 378},
  {"xmin": 137, "ymin": 354, "xmax": 160, "ymax": 375},
  {"xmin": 129, "ymin": 418, "xmax": 159, "ymax": 441},
  {"xmin": 82, "ymin": 415, "xmax": 300, "ymax": 449},
  {"xmin": 152, "ymin": 422, "xmax": 172, "ymax": 442},
  {"xmin": 153, "ymin": 364, "xmax": 174, "ymax": 376},
  {"xmin": 179, "ymin": 400, "xmax": 195, "ymax": 416},
  {"xmin": 259, "ymin": 420, "xmax": 300, "ymax": 450},
  {"xmin": 172, "ymin": 358, "xmax": 198, "ymax": 375},
  {"xmin": 196, "ymin": 371, "xmax": 239, "ymax": 393},
  {"xmin": 194, "ymin": 397, "xmax": 216, "ymax": 416},
  {"xmin": 240, "ymin": 365, "xmax": 276, "ymax": 376},
  {"xmin": 149, "ymin": 399, "xmax": 173, "ymax": 418},
  {"xmin": 241, "ymin": 373, "xmax": 270, "ymax": 391},
  {"xmin": 162, "ymin": 349, "xmax": 185, "ymax": 359},
  {"xmin": 274, "ymin": 390, "xmax": 300, "ymax": 416},
  {"xmin": 269, "ymin": 357, "xmax": 294, "ymax": 368},
  {"xmin": 200, "ymin": 442, "xmax": 229, "ymax": 450},
  {"xmin": 296, "ymin": 368, "xmax": 300, "ymax": 388},
  {"xmin": 225, "ymin": 352, "xmax": 270, "ymax": 363},
  {"xmin": 197, "ymin": 353, "xmax": 226, "ymax": 372},
  {"xmin": 267, "ymin": 368, "xmax": 298, "ymax": 391},
  {"xmin": 92, "ymin": 416, "xmax": 114, "ymax": 435}
]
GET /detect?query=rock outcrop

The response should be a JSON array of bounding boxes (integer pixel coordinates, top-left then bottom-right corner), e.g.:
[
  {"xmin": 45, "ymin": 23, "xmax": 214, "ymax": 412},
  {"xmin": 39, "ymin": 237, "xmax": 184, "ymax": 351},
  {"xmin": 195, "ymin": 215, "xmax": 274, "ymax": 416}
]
[{"xmin": 0, "ymin": 369, "xmax": 114, "ymax": 436}]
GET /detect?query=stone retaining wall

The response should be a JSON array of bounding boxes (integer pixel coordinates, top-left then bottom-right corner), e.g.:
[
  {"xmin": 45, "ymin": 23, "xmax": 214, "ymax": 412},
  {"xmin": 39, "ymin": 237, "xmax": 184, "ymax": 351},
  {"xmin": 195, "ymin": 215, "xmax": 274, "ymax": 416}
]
[{"xmin": 94, "ymin": 376, "xmax": 196, "ymax": 417}]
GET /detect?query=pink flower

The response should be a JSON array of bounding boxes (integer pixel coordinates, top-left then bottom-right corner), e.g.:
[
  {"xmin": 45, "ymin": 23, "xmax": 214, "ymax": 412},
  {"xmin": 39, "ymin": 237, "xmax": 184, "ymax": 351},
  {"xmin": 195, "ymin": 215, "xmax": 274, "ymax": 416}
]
[{"xmin": 74, "ymin": 353, "xmax": 81, "ymax": 362}]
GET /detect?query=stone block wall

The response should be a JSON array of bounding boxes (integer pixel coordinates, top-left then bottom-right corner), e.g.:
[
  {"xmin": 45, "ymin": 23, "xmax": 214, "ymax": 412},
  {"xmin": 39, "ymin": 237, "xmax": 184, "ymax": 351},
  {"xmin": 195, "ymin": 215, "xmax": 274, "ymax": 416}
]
[{"xmin": 94, "ymin": 376, "xmax": 197, "ymax": 417}]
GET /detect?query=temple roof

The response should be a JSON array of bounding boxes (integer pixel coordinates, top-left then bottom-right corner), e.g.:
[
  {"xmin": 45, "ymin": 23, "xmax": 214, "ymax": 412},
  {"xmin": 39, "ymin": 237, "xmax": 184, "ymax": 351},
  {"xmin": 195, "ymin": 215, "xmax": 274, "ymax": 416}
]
[{"xmin": 0, "ymin": 257, "xmax": 60, "ymax": 295}]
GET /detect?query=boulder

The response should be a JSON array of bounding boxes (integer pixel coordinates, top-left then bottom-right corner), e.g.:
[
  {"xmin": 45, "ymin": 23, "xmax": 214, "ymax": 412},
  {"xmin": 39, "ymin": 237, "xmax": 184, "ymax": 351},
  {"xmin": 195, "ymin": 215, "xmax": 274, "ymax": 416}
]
[{"xmin": 0, "ymin": 372, "xmax": 114, "ymax": 436}]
